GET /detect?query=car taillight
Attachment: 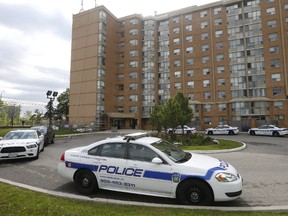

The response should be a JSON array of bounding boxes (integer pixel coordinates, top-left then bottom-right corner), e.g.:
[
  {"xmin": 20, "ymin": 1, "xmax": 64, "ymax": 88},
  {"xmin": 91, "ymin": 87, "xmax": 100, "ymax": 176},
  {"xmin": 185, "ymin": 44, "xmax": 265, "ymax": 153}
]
[{"xmin": 60, "ymin": 153, "xmax": 65, "ymax": 161}]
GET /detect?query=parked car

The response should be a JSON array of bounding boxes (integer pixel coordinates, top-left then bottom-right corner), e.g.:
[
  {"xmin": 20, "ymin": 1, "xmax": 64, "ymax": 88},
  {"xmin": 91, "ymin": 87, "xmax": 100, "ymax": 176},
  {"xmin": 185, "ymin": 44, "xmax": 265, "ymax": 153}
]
[
  {"xmin": 167, "ymin": 125, "xmax": 196, "ymax": 135},
  {"xmin": 205, "ymin": 125, "xmax": 239, "ymax": 135},
  {"xmin": 0, "ymin": 129, "xmax": 44, "ymax": 160},
  {"xmin": 31, "ymin": 126, "xmax": 55, "ymax": 146},
  {"xmin": 248, "ymin": 125, "xmax": 288, "ymax": 137},
  {"xmin": 58, "ymin": 132, "xmax": 242, "ymax": 206}
]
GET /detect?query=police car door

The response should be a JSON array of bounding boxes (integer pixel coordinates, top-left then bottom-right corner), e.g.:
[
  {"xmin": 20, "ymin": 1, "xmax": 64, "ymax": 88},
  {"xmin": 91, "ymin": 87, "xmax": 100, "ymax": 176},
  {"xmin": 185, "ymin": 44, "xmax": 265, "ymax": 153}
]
[
  {"xmin": 126, "ymin": 143, "xmax": 172, "ymax": 197},
  {"xmin": 95, "ymin": 142, "xmax": 127, "ymax": 190}
]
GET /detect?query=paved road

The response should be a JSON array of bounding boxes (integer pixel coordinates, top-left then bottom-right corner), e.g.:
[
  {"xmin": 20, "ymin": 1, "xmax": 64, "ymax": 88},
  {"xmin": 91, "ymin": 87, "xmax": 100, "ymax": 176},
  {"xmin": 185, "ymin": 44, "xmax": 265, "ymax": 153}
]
[{"xmin": 0, "ymin": 131, "xmax": 287, "ymax": 208}]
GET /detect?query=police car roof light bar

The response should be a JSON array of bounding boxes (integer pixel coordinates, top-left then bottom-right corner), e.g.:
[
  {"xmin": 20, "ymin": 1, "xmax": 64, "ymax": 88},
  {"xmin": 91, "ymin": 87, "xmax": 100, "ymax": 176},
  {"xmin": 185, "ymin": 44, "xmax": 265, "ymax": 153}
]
[{"xmin": 124, "ymin": 132, "xmax": 148, "ymax": 142}]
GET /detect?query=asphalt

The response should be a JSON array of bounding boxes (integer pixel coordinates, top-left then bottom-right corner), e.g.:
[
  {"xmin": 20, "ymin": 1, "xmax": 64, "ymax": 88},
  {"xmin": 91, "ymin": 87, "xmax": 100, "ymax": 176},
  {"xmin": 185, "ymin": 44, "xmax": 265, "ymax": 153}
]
[{"xmin": 1, "ymin": 129, "xmax": 288, "ymax": 212}]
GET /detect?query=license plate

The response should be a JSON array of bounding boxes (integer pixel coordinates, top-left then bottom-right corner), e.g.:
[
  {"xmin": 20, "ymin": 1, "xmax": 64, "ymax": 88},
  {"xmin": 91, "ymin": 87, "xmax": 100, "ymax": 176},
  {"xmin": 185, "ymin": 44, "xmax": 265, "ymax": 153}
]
[{"xmin": 8, "ymin": 153, "xmax": 17, "ymax": 158}]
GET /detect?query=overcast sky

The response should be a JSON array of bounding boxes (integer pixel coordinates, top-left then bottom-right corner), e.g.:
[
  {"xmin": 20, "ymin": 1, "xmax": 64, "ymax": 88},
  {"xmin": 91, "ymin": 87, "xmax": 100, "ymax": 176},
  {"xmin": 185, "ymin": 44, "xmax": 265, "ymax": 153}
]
[{"xmin": 0, "ymin": 0, "xmax": 215, "ymax": 113}]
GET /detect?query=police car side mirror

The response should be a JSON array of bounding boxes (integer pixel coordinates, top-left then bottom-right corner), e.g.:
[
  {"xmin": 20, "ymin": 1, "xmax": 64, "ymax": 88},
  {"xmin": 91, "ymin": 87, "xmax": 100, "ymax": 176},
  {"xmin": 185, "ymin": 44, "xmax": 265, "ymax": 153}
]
[{"xmin": 152, "ymin": 157, "xmax": 163, "ymax": 164}]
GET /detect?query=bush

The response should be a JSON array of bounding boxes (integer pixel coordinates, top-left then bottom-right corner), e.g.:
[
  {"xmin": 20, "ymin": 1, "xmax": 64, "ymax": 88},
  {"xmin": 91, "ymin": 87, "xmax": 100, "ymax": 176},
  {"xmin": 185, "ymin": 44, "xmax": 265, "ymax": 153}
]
[{"xmin": 159, "ymin": 133, "xmax": 215, "ymax": 146}]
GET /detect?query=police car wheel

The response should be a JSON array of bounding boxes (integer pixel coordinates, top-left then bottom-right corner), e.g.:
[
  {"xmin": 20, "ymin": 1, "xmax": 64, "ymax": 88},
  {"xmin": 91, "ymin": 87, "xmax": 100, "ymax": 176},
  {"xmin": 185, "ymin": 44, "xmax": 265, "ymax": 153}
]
[
  {"xmin": 228, "ymin": 130, "xmax": 234, "ymax": 135},
  {"xmin": 272, "ymin": 131, "xmax": 280, "ymax": 137},
  {"xmin": 208, "ymin": 131, "xmax": 213, "ymax": 135},
  {"xmin": 249, "ymin": 130, "xmax": 255, "ymax": 135},
  {"xmin": 177, "ymin": 179, "xmax": 213, "ymax": 206},
  {"xmin": 74, "ymin": 169, "xmax": 98, "ymax": 195},
  {"xmin": 33, "ymin": 146, "xmax": 40, "ymax": 160}
]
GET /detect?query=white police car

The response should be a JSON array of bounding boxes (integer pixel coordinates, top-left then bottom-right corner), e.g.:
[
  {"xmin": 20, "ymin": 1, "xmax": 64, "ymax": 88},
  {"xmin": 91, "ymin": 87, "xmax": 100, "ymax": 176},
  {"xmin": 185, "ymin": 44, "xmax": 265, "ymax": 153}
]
[
  {"xmin": 167, "ymin": 125, "xmax": 197, "ymax": 135},
  {"xmin": 58, "ymin": 132, "xmax": 242, "ymax": 206},
  {"xmin": 205, "ymin": 125, "xmax": 239, "ymax": 135},
  {"xmin": 248, "ymin": 125, "xmax": 288, "ymax": 137}
]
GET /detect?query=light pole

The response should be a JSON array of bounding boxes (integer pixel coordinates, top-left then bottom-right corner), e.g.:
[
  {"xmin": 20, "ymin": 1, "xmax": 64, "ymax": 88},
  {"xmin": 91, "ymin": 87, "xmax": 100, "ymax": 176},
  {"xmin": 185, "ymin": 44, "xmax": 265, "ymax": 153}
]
[{"xmin": 46, "ymin": 90, "xmax": 58, "ymax": 129}]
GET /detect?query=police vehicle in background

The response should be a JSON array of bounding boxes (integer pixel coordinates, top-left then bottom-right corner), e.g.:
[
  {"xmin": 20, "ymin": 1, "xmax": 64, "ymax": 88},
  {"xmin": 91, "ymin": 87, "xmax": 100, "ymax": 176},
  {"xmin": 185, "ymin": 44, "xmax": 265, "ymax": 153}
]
[
  {"xmin": 58, "ymin": 132, "xmax": 242, "ymax": 206},
  {"xmin": 166, "ymin": 125, "xmax": 197, "ymax": 135},
  {"xmin": 248, "ymin": 125, "xmax": 288, "ymax": 137},
  {"xmin": 205, "ymin": 125, "xmax": 239, "ymax": 135}
]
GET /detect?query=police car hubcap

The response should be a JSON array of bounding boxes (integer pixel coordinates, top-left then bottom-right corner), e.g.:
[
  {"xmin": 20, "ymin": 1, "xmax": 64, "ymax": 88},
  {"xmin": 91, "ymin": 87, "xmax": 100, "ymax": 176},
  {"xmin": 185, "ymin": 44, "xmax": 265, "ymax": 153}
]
[{"xmin": 82, "ymin": 178, "xmax": 90, "ymax": 187}]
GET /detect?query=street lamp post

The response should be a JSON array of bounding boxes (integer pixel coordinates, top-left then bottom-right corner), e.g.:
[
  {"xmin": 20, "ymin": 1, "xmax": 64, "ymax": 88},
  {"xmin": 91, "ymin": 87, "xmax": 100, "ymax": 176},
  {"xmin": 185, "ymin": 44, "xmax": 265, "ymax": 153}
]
[{"xmin": 46, "ymin": 90, "xmax": 58, "ymax": 129}]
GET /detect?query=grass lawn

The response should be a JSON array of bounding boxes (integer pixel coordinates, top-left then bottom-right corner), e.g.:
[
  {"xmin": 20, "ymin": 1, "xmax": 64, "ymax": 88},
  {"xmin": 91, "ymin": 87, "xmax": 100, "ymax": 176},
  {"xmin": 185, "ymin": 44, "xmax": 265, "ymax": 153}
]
[
  {"xmin": 181, "ymin": 139, "xmax": 244, "ymax": 151},
  {"xmin": 0, "ymin": 182, "xmax": 287, "ymax": 216}
]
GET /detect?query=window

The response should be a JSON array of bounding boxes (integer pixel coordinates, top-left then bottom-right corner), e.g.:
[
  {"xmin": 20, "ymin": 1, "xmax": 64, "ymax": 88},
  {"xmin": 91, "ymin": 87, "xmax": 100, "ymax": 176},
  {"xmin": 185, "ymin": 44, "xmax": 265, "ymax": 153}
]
[
  {"xmin": 214, "ymin": 18, "xmax": 222, "ymax": 26},
  {"xmin": 214, "ymin": 7, "xmax": 222, "ymax": 14},
  {"xmin": 267, "ymin": 7, "xmax": 276, "ymax": 15},
  {"xmin": 216, "ymin": 41, "xmax": 223, "ymax": 49},
  {"xmin": 203, "ymin": 68, "xmax": 210, "ymax": 75},
  {"xmin": 270, "ymin": 59, "xmax": 280, "ymax": 68},
  {"xmin": 267, "ymin": 20, "xmax": 277, "ymax": 28},
  {"xmin": 218, "ymin": 90, "xmax": 226, "ymax": 99},
  {"xmin": 203, "ymin": 80, "xmax": 210, "ymax": 87},
  {"xmin": 89, "ymin": 143, "xmax": 125, "ymax": 158},
  {"xmin": 275, "ymin": 115, "xmax": 284, "ymax": 120},
  {"xmin": 217, "ymin": 66, "xmax": 225, "ymax": 73},
  {"xmin": 204, "ymin": 104, "xmax": 211, "ymax": 112},
  {"xmin": 129, "ymin": 95, "xmax": 138, "ymax": 102},
  {"xmin": 269, "ymin": 46, "xmax": 279, "ymax": 54},
  {"xmin": 130, "ymin": 61, "xmax": 138, "ymax": 68},
  {"xmin": 186, "ymin": 35, "xmax": 193, "ymax": 42},
  {"xmin": 204, "ymin": 91, "xmax": 211, "ymax": 99},
  {"xmin": 174, "ymin": 49, "xmax": 180, "ymax": 56},
  {"xmin": 218, "ymin": 104, "xmax": 226, "ymax": 111},
  {"xmin": 188, "ymin": 93, "xmax": 195, "ymax": 100},
  {"xmin": 216, "ymin": 54, "xmax": 224, "ymax": 62},
  {"xmin": 274, "ymin": 101, "xmax": 283, "ymax": 109},
  {"xmin": 268, "ymin": 33, "xmax": 278, "ymax": 41},
  {"xmin": 130, "ymin": 39, "xmax": 138, "ymax": 46},
  {"xmin": 130, "ymin": 50, "xmax": 138, "ymax": 56},
  {"xmin": 130, "ymin": 29, "xmax": 139, "ymax": 35},
  {"xmin": 272, "ymin": 87, "xmax": 282, "ymax": 96},
  {"xmin": 186, "ymin": 25, "xmax": 192, "ymax": 31},
  {"xmin": 185, "ymin": 14, "xmax": 192, "ymax": 20},
  {"xmin": 186, "ymin": 47, "xmax": 193, "ymax": 54},
  {"xmin": 129, "ymin": 72, "xmax": 138, "ymax": 79},
  {"xmin": 174, "ymin": 82, "xmax": 181, "ymax": 89},
  {"xmin": 186, "ymin": 58, "xmax": 193, "ymax": 65},
  {"xmin": 201, "ymin": 33, "xmax": 208, "ymax": 40},
  {"xmin": 202, "ymin": 44, "xmax": 209, "ymax": 52},
  {"xmin": 130, "ymin": 19, "xmax": 138, "ymax": 25},
  {"xmin": 129, "ymin": 83, "xmax": 138, "ymax": 90},
  {"xmin": 118, "ymin": 84, "xmax": 124, "ymax": 91},
  {"xmin": 215, "ymin": 30, "xmax": 223, "ymax": 37},
  {"xmin": 118, "ymin": 96, "xmax": 124, "ymax": 102},
  {"xmin": 174, "ymin": 71, "xmax": 181, "ymax": 78},
  {"xmin": 204, "ymin": 116, "xmax": 211, "ymax": 124},
  {"xmin": 187, "ymin": 70, "xmax": 194, "ymax": 77},
  {"xmin": 118, "ymin": 74, "xmax": 124, "ymax": 80},
  {"xmin": 187, "ymin": 81, "xmax": 194, "ymax": 88},
  {"xmin": 129, "ymin": 144, "xmax": 158, "ymax": 162},
  {"xmin": 285, "ymin": 4, "xmax": 288, "ymax": 11},
  {"xmin": 173, "ymin": 27, "xmax": 180, "ymax": 34},
  {"xmin": 201, "ymin": 21, "xmax": 208, "ymax": 29},
  {"xmin": 173, "ymin": 38, "xmax": 180, "ymax": 44},
  {"xmin": 271, "ymin": 73, "xmax": 280, "ymax": 82},
  {"xmin": 218, "ymin": 78, "xmax": 225, "ymax": 86},
  {"xmin": 202, "ymin": 56, "xmax": 209, "ymax": 64},
  {"xmin": 200, "ymin": 11, "xmax": 208, "ymax": 18},
  {"xmin": 172, "ymin": 17, "xmax": 180, "ymax": 23},
  {"xmin": 129, "ymin": 106, "xmax": 138, "ymax": 113},
  {"xmin": 174, "ymin": 60, "xmax": 180, "ymax": 67}
]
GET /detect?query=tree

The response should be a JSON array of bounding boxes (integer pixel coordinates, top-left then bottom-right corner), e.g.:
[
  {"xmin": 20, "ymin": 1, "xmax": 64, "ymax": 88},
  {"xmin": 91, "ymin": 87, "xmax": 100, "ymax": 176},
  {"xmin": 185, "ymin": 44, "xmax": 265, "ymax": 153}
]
[
  {"xmin": 7, "ymin": 105, "xmax": 21, "ymax": 126},
  {"xmin": 31, "ymin": 109, "xmax": 43, "ymax": 125},
  {"xmin": 150, "ymin": 92, "xmax": 193, "ymax": 135},
  {"xmin": 55, "ymin": 88, "xmax": 69, "ymax": 121}
]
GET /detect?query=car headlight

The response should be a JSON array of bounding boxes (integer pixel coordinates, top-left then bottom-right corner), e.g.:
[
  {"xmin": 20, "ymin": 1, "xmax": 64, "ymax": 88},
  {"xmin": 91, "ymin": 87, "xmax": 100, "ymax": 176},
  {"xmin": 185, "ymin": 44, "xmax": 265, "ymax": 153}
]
[
  {"xmin": 215, "ymin": 172, "xmax": 237, "ymax": 182},
  {"xmin": 26, "ymin": 143, "xmax": 38, "ymax": 149}
]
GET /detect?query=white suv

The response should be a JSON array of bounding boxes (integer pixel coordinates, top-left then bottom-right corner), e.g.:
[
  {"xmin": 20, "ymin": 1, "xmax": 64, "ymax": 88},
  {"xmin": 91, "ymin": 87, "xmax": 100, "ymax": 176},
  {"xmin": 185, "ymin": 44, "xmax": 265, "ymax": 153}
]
[{"xmin": 58, "ymin": 132, "xmax": 242, "ymax": 206}]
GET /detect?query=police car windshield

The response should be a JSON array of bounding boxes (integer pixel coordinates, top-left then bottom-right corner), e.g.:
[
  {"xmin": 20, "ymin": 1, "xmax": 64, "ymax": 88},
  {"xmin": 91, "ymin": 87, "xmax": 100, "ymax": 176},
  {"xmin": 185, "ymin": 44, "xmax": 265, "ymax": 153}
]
[{"xmin": 152, "ymin": 139, "xmax": 187, "ymax": 163}]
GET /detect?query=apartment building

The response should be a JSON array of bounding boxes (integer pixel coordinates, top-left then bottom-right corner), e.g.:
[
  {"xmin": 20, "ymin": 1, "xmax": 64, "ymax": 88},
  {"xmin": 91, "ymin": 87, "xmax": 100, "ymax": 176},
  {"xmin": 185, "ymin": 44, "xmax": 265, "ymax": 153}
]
[{"xmin": 69, "ymin": 0, "xmax": 288, "ymax": 130}]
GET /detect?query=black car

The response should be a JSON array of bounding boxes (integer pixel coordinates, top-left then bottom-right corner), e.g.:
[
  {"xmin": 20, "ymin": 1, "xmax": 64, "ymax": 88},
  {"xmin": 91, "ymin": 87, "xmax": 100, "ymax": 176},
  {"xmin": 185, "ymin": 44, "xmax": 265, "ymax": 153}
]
[{"xmin": 31, "ymin": 126, "xmax": 55, "ymax": 146}]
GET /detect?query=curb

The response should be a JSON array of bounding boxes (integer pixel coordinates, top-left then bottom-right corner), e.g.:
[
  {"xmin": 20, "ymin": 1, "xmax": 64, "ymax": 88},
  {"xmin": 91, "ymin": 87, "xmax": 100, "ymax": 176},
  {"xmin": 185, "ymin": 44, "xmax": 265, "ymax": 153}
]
[{"xmin": 1, "ymin": 177, "xmax": 288, "ymax": 212}]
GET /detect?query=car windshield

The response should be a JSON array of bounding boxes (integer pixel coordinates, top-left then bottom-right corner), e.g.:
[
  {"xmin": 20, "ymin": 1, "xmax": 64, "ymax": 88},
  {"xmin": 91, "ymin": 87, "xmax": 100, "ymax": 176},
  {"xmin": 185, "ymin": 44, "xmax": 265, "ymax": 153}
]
[
  {"xmin": 152, "ymin": 139, "xmax": 191, "ymax": 163},
  {"xmin": 3, "ymin": 131, "xmax": 37, "ymax": 140}
]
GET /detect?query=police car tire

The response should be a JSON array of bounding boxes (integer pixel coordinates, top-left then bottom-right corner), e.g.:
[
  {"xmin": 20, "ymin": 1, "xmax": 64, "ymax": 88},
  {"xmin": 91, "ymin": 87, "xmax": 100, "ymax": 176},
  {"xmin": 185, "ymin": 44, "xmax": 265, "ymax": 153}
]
[
  {"xmin": 249, "ymin": 130, "xmax": 255, "ymax": 135},
  {"xmin": 74, "ymin": 169, "xmax": 98, "ymax": 195},
  {"xmin": 208, "ymin": 131, "xmax": 213, "ymax": 135},
  {"xmin": 34, "ymin": 146, "xmax": 40, "ymax": 160},
  {"xmin": 228, "ymin": 130, "xmax": 234, "ymax": 135},
  {"xmin": 177, "ymin": 179, "xmax": 213, "ymax": 206},
  {"xmin": 272, "ymin": 131, "xmax": 280, "ymax": 137}
]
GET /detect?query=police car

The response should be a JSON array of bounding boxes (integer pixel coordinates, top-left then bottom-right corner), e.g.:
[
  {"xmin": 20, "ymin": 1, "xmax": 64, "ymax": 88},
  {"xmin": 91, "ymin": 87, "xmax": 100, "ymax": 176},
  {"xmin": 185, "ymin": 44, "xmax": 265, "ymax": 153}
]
[
  {"xmin": 58, "ymin": 132, "xmax": 242, "ymax": 206},
  {"xmin": 166, "ymin": 125, "xmax": 197, "ymax": 135},
  {"xmin": 205, "ymin": 125, "xmax": 239, "ymax": 135},
  {"xmin": 248, "ymin": 125, "xmax": 288, "ymax": 137}
]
